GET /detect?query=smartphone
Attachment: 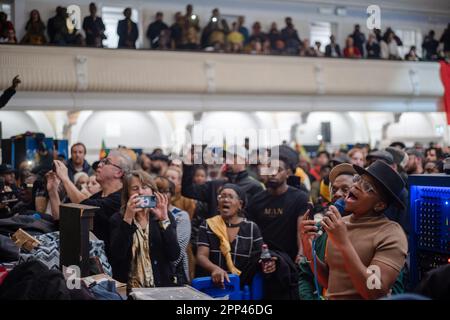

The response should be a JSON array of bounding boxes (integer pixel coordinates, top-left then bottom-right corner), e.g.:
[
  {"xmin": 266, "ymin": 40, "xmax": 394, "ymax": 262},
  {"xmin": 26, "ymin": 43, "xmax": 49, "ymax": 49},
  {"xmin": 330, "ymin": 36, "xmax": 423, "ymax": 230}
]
[{"xmin": 136, "ymin": 195, "xmax": 157, "ymax": 208}]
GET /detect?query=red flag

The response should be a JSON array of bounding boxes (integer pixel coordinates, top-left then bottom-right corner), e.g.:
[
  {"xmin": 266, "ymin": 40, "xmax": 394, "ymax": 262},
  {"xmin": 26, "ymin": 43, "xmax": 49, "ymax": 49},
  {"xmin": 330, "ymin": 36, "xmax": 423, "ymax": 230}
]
[{"xmin": 439, "ymin": 61, "xmax": 450, "ymax": 125}]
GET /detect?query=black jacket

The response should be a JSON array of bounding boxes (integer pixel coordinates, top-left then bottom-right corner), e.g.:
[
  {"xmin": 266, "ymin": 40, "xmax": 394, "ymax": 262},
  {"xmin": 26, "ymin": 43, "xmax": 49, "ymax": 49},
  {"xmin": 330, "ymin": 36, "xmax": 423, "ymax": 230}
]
[
  {"xmin": 109, "ymin": 211, "xmax": 180, "ymax": 287},
  {"xmin": 117, "ymin": 19, "xmax": 138, "ymax": 48},
  {"xmin": 325, "ymin": 44, "xmax": 341, "ymax": 57},
  {"xmin": 240, "ymin": 249, "xmax": 299, "ymax": 300},
  {"xmin": 67, "ymin": 159, "xmax": 91, "ymax": 182},
  {"xmin": 146, "ymin": 20, "xmax": 168, "ymax": 48},
  {"xmin": 0, "ymin": 87, "xmax": 15, "ymax": 109},
  {"xmin": 181, "ymin": 164, "xmax": 264, "ymax": 216}
]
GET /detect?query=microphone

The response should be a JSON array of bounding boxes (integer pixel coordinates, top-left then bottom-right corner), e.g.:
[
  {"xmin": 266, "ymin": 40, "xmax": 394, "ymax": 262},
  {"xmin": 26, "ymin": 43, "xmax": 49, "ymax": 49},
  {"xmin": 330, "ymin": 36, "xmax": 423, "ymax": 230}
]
[{"xmin": 333, "ymin": 198, "xmax": 346, "ymax": 214}]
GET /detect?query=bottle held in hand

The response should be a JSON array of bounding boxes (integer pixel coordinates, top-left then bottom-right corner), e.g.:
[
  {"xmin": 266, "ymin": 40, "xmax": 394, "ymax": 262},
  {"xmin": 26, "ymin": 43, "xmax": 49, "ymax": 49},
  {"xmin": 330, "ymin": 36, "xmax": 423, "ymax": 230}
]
[{"xmin": 260, "ymin": 244, "xmax": 272, "ymax": 263}]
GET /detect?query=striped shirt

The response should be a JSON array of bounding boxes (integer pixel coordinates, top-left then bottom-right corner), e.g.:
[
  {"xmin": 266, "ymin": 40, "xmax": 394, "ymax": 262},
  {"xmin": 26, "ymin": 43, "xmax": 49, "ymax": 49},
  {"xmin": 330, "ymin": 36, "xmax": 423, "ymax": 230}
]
[
  {"xmin": 170, "ymin": 207, "xmax": 191, "ymax": 282},
  {"xmin": 197, "ymin": 219, "xmax": 264, "ymax": 272}
]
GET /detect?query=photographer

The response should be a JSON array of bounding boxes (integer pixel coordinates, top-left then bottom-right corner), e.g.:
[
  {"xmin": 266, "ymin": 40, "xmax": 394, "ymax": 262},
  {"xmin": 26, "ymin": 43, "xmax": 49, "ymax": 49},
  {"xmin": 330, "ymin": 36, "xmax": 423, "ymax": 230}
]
[
  {"xmin": 201, "ymin": 8, "xmax": 229, "ymax": 49},
  {"xmin": 300, "ymin": 161, "xmax": 408, "ymax": 299},
  {"xmin": 48, "ymin": 150, "xmax": 131, "ymax": 255},
  {"xmin": 109, "ymin": 170, "xmax": 180, "ymax": 291}
]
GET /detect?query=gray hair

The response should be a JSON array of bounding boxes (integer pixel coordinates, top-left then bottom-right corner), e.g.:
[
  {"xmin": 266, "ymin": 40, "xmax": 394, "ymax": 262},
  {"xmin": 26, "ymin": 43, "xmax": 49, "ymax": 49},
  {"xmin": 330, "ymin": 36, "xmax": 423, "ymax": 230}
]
[
  {"xmin": 108, "ymin": 149, "xmax": 133, "ymax": 174},
  {"xmin": 73, "ymin": 171, "xmax": 89, "ymax": 186}
]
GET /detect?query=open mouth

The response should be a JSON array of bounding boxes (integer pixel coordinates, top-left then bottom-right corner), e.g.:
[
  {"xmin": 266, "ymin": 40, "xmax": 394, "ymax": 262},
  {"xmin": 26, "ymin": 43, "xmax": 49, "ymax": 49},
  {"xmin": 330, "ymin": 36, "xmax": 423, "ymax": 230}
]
[{"xmin": 345, "ymin": 190, "xmax": 358, "ymax": 203}]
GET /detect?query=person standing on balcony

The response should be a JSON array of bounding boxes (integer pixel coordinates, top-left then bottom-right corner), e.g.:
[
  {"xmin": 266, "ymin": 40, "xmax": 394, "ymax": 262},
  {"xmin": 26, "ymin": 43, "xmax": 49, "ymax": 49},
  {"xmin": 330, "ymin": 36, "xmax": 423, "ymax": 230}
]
[
  {"xmin": 344, "ymin": 36, "xmax": 362, "ymax": 58},
  {"xmin": 380, "ymin": 31, "xmax": 401, "ymax": 60},
  {"xmin": 0, "ymin": 11, "xmax": 16, "ymax": 43},
  {"xmin": 281, "ymin": 17, "xmax": 301, "ymax": 55},
  {"xmin": 440, "ymin": 24, "xmax": 450, "ymax": 59},
  {"xmin": 182, "ymin": 4, "xmax": 200, "ymax": 50},
  {"xmin": 350, "ymin": 24, "xmax": 366, "ymax": 57},
  {"xmin": 20, "ymin": 10, "xmax": 47, "ymax": 45},
  {"xmin": 146, "ymin": 12, "xmax": 168, "ymax": 49},
  {"xmin": 366, "ymin": 33, "xmax": 381, "ymax": 59},
  {"xmin": 83, "ymin": 2, "xmax": 106, "ymax": 48},
  {"xmin": 117, "ymin": 7, "xmax": 138, "ymax": 49},
  {"xmin": 325, "ymin": 35, "xmax": 341, "ymax": 57},
  {"xmin": 422, "ymin": 30, "xmax": 439, "ymax": 61}
]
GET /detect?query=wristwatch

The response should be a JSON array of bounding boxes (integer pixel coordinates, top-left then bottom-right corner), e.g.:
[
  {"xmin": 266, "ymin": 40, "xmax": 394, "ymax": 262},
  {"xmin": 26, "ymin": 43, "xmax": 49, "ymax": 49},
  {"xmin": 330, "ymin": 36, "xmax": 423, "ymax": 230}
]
[{"xmin": 159, "ymin": 218, "xmax": 171, "ymax": 230}]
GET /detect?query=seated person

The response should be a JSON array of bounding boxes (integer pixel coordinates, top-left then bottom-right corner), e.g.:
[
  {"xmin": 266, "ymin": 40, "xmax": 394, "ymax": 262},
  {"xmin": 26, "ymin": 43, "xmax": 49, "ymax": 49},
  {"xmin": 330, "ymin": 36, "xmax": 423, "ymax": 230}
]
[
  {"xmin": 300, "ymin": 160, "xmax": 408, "ymax": 300},
  {"xmin": 196, "ymin": 184, "xmax": 276, "ymax": 288},
  {"xmin": 109, "ymin": 170, "xmax": 180, "ymax": 292}
]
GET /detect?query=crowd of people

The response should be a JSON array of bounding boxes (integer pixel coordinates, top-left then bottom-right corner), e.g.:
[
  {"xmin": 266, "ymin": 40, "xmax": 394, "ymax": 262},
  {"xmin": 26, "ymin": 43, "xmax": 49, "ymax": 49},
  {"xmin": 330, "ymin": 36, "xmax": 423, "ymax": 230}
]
[
  {"xmin": 1, "ymin": 3, "xmax": 449, "ymax": 61},
  {"xmin": 1, "ymin": 134, "xmax": 449, "ymax": 299}
]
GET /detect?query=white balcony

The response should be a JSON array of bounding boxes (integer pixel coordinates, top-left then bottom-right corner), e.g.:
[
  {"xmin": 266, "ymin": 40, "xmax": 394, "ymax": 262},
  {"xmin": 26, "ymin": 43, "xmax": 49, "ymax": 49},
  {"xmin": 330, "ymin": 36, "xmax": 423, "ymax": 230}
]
[{"xmin": 0, "ymin": 45, "xmax": 445, "ymax": 112}]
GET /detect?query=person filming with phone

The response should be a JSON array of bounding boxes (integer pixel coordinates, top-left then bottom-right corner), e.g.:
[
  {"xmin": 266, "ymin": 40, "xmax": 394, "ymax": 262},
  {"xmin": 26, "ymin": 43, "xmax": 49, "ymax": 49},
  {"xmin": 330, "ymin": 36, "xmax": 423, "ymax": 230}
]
[{"xmin": 109, "ymin": 170, "xmax": 180, "ymax": 292}]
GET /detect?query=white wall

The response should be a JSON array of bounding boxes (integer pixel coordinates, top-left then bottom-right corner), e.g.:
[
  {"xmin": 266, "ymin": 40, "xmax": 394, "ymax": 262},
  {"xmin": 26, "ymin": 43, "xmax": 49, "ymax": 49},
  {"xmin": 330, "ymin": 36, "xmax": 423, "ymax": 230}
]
[
  {"xmin": 386, "ymin": 112, "xmax": 447, "ymax": 145},
  {"xmin": 2, "ymin": 110, "xmax": 448, "ymax": 159},
  {"xmin": 296, "ymin": 112, "xmax": 355, "ymax": 145},
  {"xmin": 75, "ymin": 111, "xmax": 163, "ymax": 162},
  {"xmin": 0, "ymin": 111, "xmax": 40, "ymax": 137},
  {"xmin": 0, "ymin": 111, "xmax": 55, "ymax": 138}
]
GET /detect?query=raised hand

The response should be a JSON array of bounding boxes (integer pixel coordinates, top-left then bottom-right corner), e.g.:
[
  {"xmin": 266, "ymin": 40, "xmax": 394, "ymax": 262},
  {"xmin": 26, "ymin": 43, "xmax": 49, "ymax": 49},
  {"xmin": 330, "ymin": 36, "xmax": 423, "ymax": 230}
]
[{"xmin": 149, "ymin": 192, "xmax": 169, "ymax": 221}]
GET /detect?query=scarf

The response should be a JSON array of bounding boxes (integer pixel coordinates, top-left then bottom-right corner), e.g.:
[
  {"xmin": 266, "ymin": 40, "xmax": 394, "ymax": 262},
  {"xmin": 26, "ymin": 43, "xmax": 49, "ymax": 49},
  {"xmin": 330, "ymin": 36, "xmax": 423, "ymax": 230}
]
[
  {"xmin": 206, "ymin": 215, "xmax": 241, "ymax": 275},
  {"xmin": 127, "ymin": 220, "xmax": 155, "ymax": 291}
]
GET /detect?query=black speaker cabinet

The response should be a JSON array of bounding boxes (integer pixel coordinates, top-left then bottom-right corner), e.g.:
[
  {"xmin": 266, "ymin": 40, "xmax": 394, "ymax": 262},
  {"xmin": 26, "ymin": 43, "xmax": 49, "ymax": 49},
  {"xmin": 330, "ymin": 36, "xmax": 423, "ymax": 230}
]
[{"xmin": 59, "ymin": 203, "xmax": 98, "ymax": 277}]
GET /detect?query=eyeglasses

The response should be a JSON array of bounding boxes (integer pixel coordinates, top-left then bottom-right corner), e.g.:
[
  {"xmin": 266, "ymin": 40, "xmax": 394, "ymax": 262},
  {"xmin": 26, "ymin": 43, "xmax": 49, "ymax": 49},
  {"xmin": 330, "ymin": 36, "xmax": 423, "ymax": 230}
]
[
  {"xmin": 217, "ymin": 194, "xmax": 238, "ymax": 201},
  {"xmin": 352, "ymin": 174, "xmax": 377, "ymax": 194},
  {"xmin": 99, "ymin": 158, "xmax": 122, "ymax": 170}
]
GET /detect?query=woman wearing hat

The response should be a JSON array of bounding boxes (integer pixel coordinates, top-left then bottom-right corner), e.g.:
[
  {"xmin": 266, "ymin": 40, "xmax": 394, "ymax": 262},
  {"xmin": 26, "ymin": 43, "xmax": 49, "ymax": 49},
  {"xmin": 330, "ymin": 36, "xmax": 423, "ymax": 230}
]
[
  {"xmin": 300, "ymin": 160, "xmax": 408, "ymax": 299},
  {"xmin": 196, "ymin": 183, "xmax": 275, "ymax": 288}
]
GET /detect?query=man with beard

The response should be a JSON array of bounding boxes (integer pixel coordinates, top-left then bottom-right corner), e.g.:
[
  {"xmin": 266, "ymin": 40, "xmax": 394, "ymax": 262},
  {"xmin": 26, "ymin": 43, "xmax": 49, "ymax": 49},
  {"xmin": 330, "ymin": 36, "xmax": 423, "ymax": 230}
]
[
  {"xmin": 67, "ymin": 142, "xmax": 91, "ymax": 182},
  {"xmin": 406, "ymin": 149, "xmax": 424, "ymax": 175},
  {"xmin": 247, "ymin": 156, "xmax": 309, "ymax": 262},
  {"xmin": 181, "ymin": 145, "xmax": 263, "ymax": 217}
]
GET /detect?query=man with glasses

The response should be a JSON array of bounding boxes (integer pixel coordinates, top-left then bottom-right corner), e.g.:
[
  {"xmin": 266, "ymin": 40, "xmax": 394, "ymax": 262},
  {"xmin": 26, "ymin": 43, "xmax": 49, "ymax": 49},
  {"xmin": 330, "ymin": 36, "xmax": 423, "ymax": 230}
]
[
  {"xmin": 47, "ymin": 149, "xmax": 132, "ymax": 254},
  {"xmin": 247, "ymin": 156, "xmax": 309, "ymax": 263}
]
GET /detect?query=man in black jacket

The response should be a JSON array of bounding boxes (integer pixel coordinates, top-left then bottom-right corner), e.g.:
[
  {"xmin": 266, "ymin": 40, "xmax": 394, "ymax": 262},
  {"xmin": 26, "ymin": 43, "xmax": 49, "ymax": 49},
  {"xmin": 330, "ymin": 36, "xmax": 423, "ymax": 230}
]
[
  {"xmin": 117, "ymin": 7, "xmax": 138, "ymax": 49},
  {"xmin": 0, "ymin": 75, "xmax": 20, "ymax": 109},
  {"xmin": 181, "ymin": 146, "xmax": 264, "ymax": 217},
  {"xmin": 325, "ymin": 35, "xmax": 341, "ymax": 57},
  {"xmin": 82, "ymin": 2, "xmax": 106, "ymax": 48},
  {"xmin": 146, "ymin": 12, "xmax": 168, "ymax": 49}
]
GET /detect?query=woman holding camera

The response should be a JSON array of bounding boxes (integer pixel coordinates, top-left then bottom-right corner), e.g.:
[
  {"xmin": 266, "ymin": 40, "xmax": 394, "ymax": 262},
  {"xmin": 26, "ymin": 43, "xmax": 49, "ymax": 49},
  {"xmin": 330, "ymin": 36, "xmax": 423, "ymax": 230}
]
[
  {"xmin": 109, "ymin": 170, "xmax": 180, "ymax": 291},
  {"xmin": 300, "ymin": 161, "xmax": 408, "ymax": 300}
]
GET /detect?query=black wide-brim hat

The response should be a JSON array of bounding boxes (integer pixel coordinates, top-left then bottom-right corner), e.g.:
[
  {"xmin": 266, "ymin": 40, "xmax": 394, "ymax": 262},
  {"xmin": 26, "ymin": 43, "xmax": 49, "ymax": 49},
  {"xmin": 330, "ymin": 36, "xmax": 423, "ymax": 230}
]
[{"xmin": 353, "ymin": 160, "xmax": 406, "ymax": 210}]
